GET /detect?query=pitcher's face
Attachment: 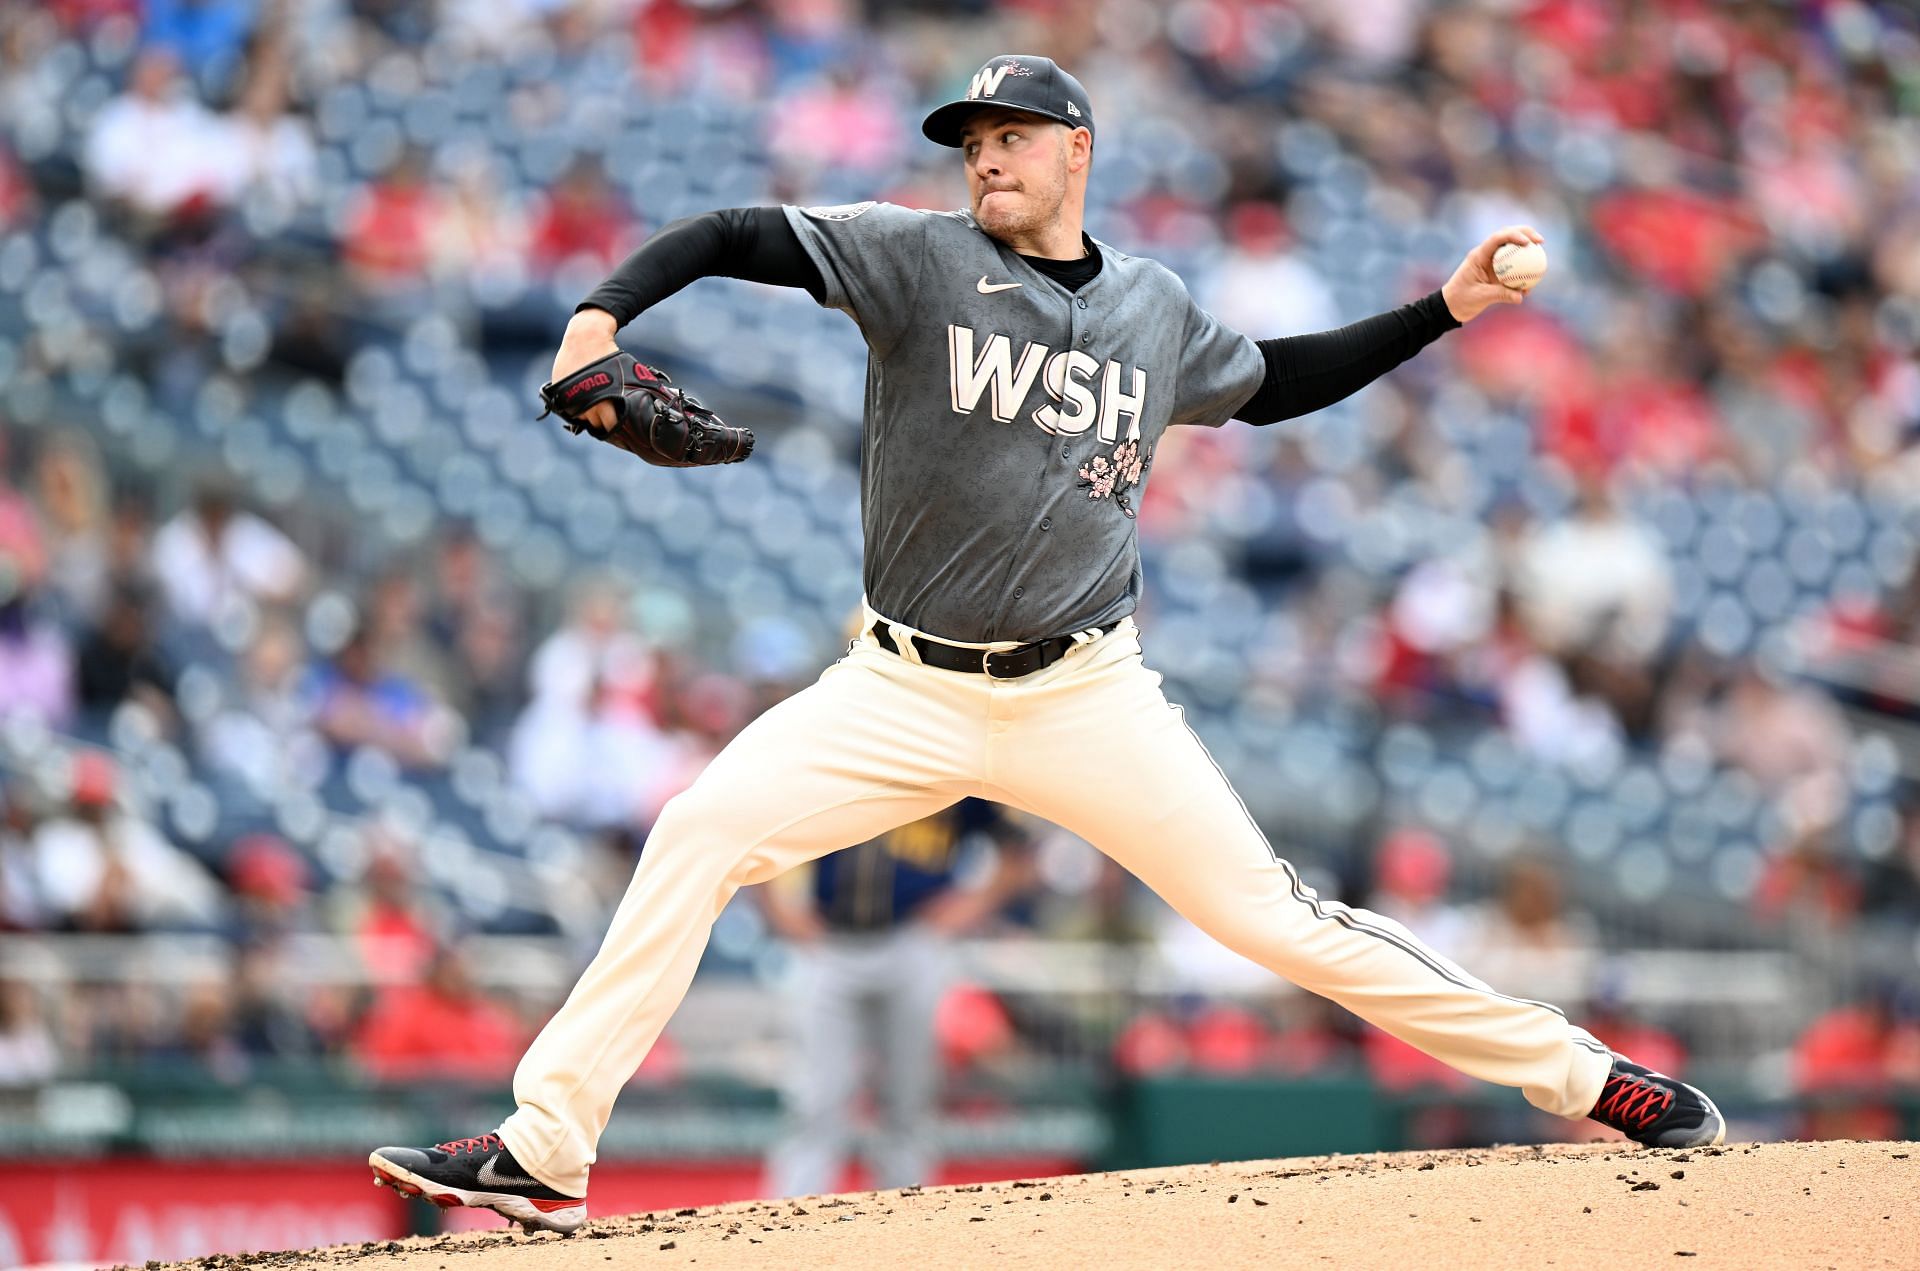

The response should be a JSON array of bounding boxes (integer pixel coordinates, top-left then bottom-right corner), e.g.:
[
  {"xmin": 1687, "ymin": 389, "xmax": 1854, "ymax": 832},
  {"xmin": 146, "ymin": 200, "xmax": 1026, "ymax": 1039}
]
[{"xmin": 961, "ymin": 109, "xmax": 1077, "ymax": 244}]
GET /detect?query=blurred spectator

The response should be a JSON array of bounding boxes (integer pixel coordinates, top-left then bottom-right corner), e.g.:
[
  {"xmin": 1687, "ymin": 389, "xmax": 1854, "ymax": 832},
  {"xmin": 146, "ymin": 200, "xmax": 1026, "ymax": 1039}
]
[
  {"xmin": 143, "ymin": 0, "xmax": 257, "ymax": 86},
  {"xmin": 1116, "ymin": 992, "xmax": 1355, "ymax": 1080},
  {"xmin": 1267, "ymin": 995, "xmax": 1357, "ymax": 1077},
  {"xmin": 1588, "ymin": 186, "xmax": 1763, "ymax": 303},
  {"xmin": 762, "ymin": 801, "xmax": 1035, "ymax": 1197},
  {"xmin": 1203, "ymin": 203, "xmax": 1338, "ymax": 340},
  {"xmin": 1358, "ymin": 838, "xmax": 1475, "ymax": 1100},
  {"xmin": 73, "ymin": 981, "xmax": 170, "ymax": 1068},
  {"xmin": 1751, "ymin": 826, "xmax": 1862, "ymax": 933},
  {"xmin": 432, "ymin": 149, "xmax": 529, "ymax": 294},
  {"xmin": 1112, "ymin": 1007, "xmax": 1186, "ymax": 1077},
  {"xmin": 337, "ymin": 830, "xmax": 443, "ymax": 982},
  {"xmin": 639, "ymin": 670, "xmax": 753, "ymax": 823},
  {"xmin": 352, "ymin": 943, "xmax": 524, "ymax": 1083},
  {"xmin": 1791, "ymin": 982, "xmax": 1920, "ymax": 1141},
  {"xmin": 766, "ymin": 64, "xmax": 904, "ymax": 182},
  {"xmin": 1581, "ymin": 979, "xmax": 1687, "ymax": 1082},
  {"xmin": 1449, "ymin": 854, "xmax": 1598, "ymax": 1009},
  {"xmin": 227, "ymin": 941, "xmax": 319, "ymax": 1060},
  {"xmin": 265, "ymin": 292, "xmax": 352, "ymax": 382},
  {"xmin": 1863, "ymin": 796, "xmax": 1920, "ymax": 921},
  {"xmin": 1705, "ymin": 311, "xmax": 1824, "ymax": 480},
  {"xmin": 341, "ymin": 148, "xmax": 445, "ymax": 293},
  {"xmin": 32, "ymin": 436, "xmax": 113, "ymax": 626},
  {"xmin": 223, "ymin": 832, "xmax": 315, "ymax": 942},
  {"xmin": 1718, "ymin": 664, "xmax": 1856, "ymax": 931},
  {"xmin": 1182, "ymin": 1001, "xmax": 1274, "ymax": 1075},
  {"xmin": 1226, "ymin": 437, "xmax": 1320, "ymax": 599},
  {"xmin": 1538, "ymin": 307, "xmax": 1725, "ymax": 478},
  {"xmin": 29, "ymin": 752, "xmax": 225, "ymax": 932},
  {"xmin": 82, "ymin": 47, "xmax": 235, "ymax": 225},
  {"xmin": 363, "ymin": 569, "xmax": 457, "ymax": 710},
  {"xmin": 1363, "ymin": 826, "xmax": 1466, "ymax": 956},
  {"xmin": 1514, "ymin": 471, "xmax": 1672, "ymax": 662},
  {"xmin": 423, "ymin": 524, "xmax": 505, "ymax": 650},
  {"xmin": 511, "ymin": 578, "xmax": 666, "ymax": 826},
  {"xmin": 211, "ymin": 44, "xmax": 319, "ymax": 221},
  {"xmin": 198, "ymin": 615, "xmax": 317, "ymax": 793},
  {"xmin": 149, "ymin": 477, "xmax": 307, "ymax": 630},
  {"xmin": 0, "ymin": 141, "xmax": 35, "ymax": 231},
  {"xmin": 103, "ymin": 490, "xmax": 158, "ymax": 591},
  {"xmin": 1498, "ymin": 615, "xmax": 1625, "ymax": 770},
  {"xmin": 74, "ymin": 580, "xmax": 178, "ymax": 727},
  {"xmin": 1716, "ymin": 665, "xmax": 1850, "ymax": 801},
  {"xmin": 146, "ymin": 976, "xmax": 249, "ymax": 1082},
  {"xmin": 445, "ymin": 600, "xmax": 525, "ymax": 750},
  {"xmin": 306, "ymin": 621, "xmax": 452, "ymax": 770},
  {"xmin": 0, "ymin": 485, "xmax": 74, "ymax": 728},
  {"xmin": 435, "ymin": 0, "xmax": 549, "ymax": 59},
  {"xmin": 0, "ymin": 778, "xmax": 45, "ymax": 931},
  {"xmin": 0, "ymin": 979, "xmax": 58, "ymax": 1086},
  {"xmin": 1385, "ymin": 503, "xmax": 1537, "ymax": 725},
  {"xmin": 526, "ymin": 157, "xmax": 633, "ymax": 276}
]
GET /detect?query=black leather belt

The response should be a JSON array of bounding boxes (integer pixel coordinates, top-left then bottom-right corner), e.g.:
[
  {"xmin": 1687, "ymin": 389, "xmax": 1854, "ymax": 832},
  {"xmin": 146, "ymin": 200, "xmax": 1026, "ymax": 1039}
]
[{"xmin": 872, "ymin": 621, "xmax": 1117, "ymax": 680}]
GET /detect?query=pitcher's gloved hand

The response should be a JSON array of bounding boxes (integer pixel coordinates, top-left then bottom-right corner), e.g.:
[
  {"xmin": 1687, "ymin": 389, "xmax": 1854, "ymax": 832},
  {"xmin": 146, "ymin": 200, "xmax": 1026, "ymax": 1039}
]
[{"xmin": 538, "ymin": 352, "xmax": 754, "ymax": 468}]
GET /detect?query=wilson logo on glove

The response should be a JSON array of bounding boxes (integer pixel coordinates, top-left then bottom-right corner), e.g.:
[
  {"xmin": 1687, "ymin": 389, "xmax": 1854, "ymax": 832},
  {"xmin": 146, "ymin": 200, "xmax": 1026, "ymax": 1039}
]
[{"xmin": 539, "ymin": 352, "xmax": 754, "ymax": 469}]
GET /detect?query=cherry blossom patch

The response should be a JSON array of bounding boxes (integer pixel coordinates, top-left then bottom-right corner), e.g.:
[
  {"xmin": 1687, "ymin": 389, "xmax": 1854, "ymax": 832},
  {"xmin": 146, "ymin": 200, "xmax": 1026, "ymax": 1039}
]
[{"xmin": 1077, "ymin": 440, "xmax": 1150, "ymax": 518}]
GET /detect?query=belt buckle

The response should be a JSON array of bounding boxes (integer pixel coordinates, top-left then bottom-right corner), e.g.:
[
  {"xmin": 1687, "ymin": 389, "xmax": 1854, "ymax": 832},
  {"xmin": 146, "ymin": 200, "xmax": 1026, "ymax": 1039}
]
[
  {"xmin": 985, "ymin": 646, "xmax": 1028, "ymax": 679},
  {"xmin": 982, "ymin": 647, "xmax": 1002, "ymax": 678}
]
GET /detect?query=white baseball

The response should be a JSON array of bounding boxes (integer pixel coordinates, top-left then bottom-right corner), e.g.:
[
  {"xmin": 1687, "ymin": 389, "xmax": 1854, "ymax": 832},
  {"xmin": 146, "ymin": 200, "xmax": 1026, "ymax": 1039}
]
[{"xmin": 1492, "ymin": 241, "xmax": 1548, "ymax": 292}]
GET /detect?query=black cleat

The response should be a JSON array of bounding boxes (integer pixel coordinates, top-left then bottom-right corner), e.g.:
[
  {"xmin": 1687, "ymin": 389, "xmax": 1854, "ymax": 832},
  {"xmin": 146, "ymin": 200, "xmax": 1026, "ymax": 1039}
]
[
  {"xmin": 1587, "ymin": 1054, "xmax": 1726, "ymax": 1148},
  {"xmin": 369, "ymin": 1132, "xmax": 586, "ymax": 1234}
]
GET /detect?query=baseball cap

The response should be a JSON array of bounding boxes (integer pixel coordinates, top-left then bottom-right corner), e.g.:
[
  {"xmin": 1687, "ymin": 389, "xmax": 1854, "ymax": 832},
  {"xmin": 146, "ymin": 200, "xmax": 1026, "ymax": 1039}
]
[{"xmin": 921, "ymin": 54, "xmax": 1095, "ymax": 148}]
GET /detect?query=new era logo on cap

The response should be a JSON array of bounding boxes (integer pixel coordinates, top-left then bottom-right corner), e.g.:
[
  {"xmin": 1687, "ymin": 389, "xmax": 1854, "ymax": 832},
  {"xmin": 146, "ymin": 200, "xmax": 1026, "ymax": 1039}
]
[{"xmin": 922, "ymin": 54, "xmax": 1096, "ymax": 148}]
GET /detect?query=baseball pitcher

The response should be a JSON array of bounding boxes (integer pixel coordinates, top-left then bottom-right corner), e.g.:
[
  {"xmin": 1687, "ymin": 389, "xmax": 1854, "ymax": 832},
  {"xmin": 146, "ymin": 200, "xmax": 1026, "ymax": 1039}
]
[{"xmin": 370, "ymin": 55, "xmax": 1724, "ymax": 1233}]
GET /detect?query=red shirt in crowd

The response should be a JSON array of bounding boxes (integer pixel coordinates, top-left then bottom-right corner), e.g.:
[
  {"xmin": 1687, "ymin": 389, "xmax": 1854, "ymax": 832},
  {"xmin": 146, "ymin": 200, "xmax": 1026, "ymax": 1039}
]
[
  {"xmin": 343, "ymin": 178, "xmax": 442, "ymax": 284},
  {"xmin": 352, "ymin": 982, "xmax": 524, "ymax": 1082}
]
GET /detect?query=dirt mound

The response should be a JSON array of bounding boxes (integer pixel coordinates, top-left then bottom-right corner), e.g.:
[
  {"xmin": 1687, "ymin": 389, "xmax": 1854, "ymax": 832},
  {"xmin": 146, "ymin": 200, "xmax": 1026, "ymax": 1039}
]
[{"xmin": 148, "ymin": 1140, "xmax": 1916, "ymax": 1270}]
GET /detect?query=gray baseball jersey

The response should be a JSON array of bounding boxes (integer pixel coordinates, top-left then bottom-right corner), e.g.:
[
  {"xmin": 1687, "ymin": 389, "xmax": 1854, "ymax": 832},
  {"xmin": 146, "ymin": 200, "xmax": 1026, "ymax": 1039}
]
[{"xmin": 783, "ymin": 200, "xmax": 1264, "ymax": 643}]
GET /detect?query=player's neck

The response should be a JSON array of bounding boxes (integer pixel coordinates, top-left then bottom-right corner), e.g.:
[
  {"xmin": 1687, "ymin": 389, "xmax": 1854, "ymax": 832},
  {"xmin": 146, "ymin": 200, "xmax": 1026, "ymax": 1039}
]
[{"xmin": 993, "ymin": 209, "xmax": 1087, "ymax": 260}]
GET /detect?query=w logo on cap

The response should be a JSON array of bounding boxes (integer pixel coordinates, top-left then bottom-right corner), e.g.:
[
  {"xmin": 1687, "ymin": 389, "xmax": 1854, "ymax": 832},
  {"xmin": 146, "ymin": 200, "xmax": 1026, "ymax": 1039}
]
[{"xmin": 967, "ymin": 59, "xmax": 1033, "ymax": 101}]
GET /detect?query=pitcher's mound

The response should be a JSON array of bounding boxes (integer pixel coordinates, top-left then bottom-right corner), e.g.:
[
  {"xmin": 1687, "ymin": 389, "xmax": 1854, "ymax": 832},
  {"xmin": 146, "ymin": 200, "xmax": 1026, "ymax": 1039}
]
[{"xmin": 150, "ymin": 1140, "xmax": 1917, "ymax": 1270}]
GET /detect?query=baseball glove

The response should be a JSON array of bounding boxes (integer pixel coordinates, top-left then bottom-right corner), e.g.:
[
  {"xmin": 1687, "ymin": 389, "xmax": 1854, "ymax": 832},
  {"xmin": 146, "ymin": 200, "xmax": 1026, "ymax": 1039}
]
[{"xmin": 538, "ymin": 352, "xmax": 754, "ymax": 468}]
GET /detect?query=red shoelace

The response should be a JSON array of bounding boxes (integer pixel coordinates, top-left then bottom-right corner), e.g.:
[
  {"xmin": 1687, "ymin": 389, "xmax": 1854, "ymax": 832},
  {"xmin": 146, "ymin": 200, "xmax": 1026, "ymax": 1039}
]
[
  {"xmin": 1593, "ymin": 1073, "xmax": 1673, "ymax": 1132},
  {"xmin": 435, "ymin": 1132, "xmax": 505, "ymax": 1155}
]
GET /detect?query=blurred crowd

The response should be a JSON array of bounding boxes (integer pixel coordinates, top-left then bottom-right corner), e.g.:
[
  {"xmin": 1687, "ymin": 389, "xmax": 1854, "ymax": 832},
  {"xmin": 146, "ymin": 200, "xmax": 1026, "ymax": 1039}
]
[{"xmin": 0, "ymin": 0, "xmax": 1918, "ymax": 1127}]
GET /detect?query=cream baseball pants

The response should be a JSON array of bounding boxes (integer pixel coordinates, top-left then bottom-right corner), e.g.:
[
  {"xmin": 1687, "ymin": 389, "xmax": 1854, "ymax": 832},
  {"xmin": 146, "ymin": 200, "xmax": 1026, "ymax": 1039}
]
[{"xmin": 498, "ymin": 609, "xmax": 1613, "ymax": 1197}]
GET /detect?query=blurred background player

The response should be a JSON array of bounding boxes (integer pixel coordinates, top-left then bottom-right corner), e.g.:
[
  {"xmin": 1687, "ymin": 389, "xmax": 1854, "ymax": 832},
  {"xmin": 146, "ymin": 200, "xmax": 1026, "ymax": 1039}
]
[{"xmin": 759, "ymin": 800, "xmax": 1035, "ymax": 1197}]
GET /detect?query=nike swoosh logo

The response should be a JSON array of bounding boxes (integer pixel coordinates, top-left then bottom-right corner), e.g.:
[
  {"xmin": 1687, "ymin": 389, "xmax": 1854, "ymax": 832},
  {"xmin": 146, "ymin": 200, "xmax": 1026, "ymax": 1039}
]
[
  {"xmin": 477, "ymin": 1153, "xmax": 538, "ymax": 1188},
  {"xmin": 976, "ymin": 277, "xmax": 1022, "ymax": 294}
]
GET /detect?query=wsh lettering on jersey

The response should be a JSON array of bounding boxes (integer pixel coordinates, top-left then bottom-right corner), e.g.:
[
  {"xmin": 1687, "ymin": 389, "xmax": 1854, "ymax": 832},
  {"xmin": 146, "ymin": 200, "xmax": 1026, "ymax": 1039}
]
[{"xmin": 946, "ymin": 324, "xmax": 1148, "ymax": 442}]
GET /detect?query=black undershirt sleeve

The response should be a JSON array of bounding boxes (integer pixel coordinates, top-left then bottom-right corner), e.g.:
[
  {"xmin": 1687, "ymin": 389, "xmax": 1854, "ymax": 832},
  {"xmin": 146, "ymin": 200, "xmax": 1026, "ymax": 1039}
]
[
  {"xmin": 577, "ymin": 206, "xmax": 827, "ymax": 326},
  {"xmin": 1234, "ymin": 290, "xmax": 1460, "ymax": 426}
]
